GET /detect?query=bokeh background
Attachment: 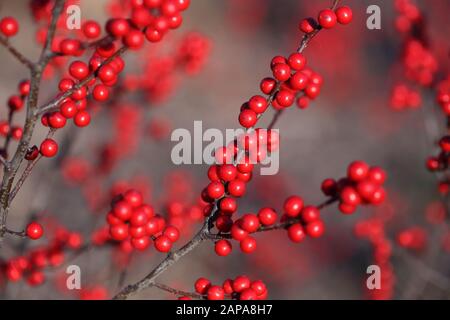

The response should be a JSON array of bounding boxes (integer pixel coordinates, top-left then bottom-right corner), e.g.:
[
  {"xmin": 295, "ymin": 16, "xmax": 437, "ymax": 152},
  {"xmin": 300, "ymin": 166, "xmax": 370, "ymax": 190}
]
[{"xmin": 0, "ymin": 0, "xmax": 449, "ymax": 299}]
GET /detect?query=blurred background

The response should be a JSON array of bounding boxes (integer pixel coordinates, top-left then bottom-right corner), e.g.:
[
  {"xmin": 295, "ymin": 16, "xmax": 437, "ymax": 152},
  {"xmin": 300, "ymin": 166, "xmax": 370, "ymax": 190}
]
[{"xmin": 0, "ymin": 0, "xmax": 449, "ymax": 299}]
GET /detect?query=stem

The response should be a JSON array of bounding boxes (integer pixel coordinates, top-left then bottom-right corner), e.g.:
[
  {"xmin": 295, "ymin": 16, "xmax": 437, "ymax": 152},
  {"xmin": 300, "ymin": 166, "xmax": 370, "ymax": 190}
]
[{"xmin": 0, "ymin": 36, "xmax": 34, "ymax": 70}]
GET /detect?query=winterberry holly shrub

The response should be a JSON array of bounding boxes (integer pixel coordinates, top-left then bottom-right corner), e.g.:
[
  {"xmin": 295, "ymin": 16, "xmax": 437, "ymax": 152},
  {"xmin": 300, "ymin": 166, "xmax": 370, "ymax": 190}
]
[{"xmin": 0, "ymin": 0, "xmax": 448, "ymax": 300}]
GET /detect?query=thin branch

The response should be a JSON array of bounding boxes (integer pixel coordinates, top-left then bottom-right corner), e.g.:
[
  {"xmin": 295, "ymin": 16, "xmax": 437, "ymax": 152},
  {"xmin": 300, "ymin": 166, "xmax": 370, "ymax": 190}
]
[
  {"xmin": 0, "ymin": 36, "xmax": 34, "ymax": 70},
  {"xmin": 37, "ymin": 46, "xmax": 128, "ymax": 116},
  {"xmin": 153, "ymin": 282, "xmax": 205, "ymax": 299}
]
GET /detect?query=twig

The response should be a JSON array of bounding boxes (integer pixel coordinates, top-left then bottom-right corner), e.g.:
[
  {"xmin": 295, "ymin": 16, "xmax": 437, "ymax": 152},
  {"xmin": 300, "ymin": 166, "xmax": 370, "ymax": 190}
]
[
  {"xmin": 153, "ymin": 282, "xmax": 205, "ymax": 299},
  {"xmin": 0, "ymin": 36, "xmax": 34, "ymax": 70}
]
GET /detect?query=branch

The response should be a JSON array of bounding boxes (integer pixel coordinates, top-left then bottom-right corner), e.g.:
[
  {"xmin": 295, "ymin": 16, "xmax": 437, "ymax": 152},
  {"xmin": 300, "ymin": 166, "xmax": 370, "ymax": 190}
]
[
  {"xmin": 153, "ymin": 282, "xmax": 205, "ymax": 300},
  {"xmin": 113, "ymin": 6, "xmax": 337, "ymax": 298},
  {"xmin": 0, "ymin": 36, "xmax": 34, "ymax": 70},
  {"xmin": 0, "ymin": 0, "xmax": 65, "ymax": 240}
]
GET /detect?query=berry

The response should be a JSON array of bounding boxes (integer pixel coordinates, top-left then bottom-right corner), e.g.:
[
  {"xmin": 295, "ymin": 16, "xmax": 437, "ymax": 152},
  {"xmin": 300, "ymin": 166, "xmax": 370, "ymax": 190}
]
[
  {"xmin": 248, "ymin": 95, "xmax": 268, "ymax": 114},
  {"xmin": 305, "ymin": 220, "xmax": 325, "ymax": 238},
  {"xmin": 195, "ymin": 278, "xmax": 211, "ymax": 294},
  {"xmin": 106, "ymin": 18, "xmax": 130, "ymax": 37},
  {"xmin": 299, "ymin": 18, "xmax": 317, "ymax": 33},
  {"xmin": 239, "ymin": 109, "xmax": 257, "ymax": 128},
  {"xmin": 232, "ymin": 275, "xmax": 250, "ymax": 292},
  {"xmin": 318, "ymin": 9, "xmax": 337, "ymax": 29},
  {"xmin": 39, "ymin": 139, "xmax": 58, "ymax": 157},
  {"xmin": 207, "ymin": 181, "xmax": 225, "ymax": 199},
  {"xmin": 207, "ymin": 286, "xmax": 224, "ymax": 300},
  {"xmin": 301, "ymin": 206, "xmax": 320, "ymax": 223},
  {"xmin": 257, "ymin": 208, "xmax": 277, "ymax": 226},
  {"xmin": 335, "ymin": 6, "xmax": 353, "ymax": 25},
  {"xmin": 92, "ymin": 85, "xmax": 109, "ymax": 101},
  {"xmin": 131, "ymin": 237, "xmax": 150, "ymax": 250},
  {"xmin": 239, "ymin": 214, "xmax": 260, "ymax": 233},
  {"xmin": 240, "ymin": 288, "xmax": 257, "ymax": 300},
  {"xmin": 154, "ymin": 235, "xmax": 172, "ymax": 252},
  {"xmin": 215, "ymin": 240, "xmax": 232, "ymax": 256},
  {"xmin": 26, "ymin": 222, "xmax": 43, "ymax": 240},
  {"xmin": 0, "ymin": 17, "xmax": 19, "ymax": 37},
  {"xmin": 69, "ymin": 61, "xmax": 89, "ymax": 80},
  {"xmin": 227, "ymin": 180, "xmax": 246, "ymax": 197},
  {"xmin": 287, "ymin": 223, "xmax": 306, "ymax": 243},
  {"xmin": 272, "ymin": 63, "xmax": 291, "ymax": 82},
  {"xmin": 163, "ymin": 226, "xmax": 180, "ymax": 242},
  {"xmin": 347, "ymin": 161, "xmax": 369, "ymax": 182},
  {"xmin": 123, "ymin": 29, "xmax": 145, "ymax": 49},
  {"xmin": 240, "ymin": 236, "xmax": 257, "ymax": 253},
  {"xmin": 74, "ymin": 111, "xmax": 91, "ymax": 127},
  {"xmin": 83, "ymin": 21, "xmax": 101, "ymax": 39},
  {"xmin": 287, "ymin": 53, "xmax": 306, "ymax": 71},
  {"xmin": 110, "ymin": 224, "xmax": 129, "ymax": 241},
  {"xmin": 284, "ymin": 195, "xmax": 304, "ymax": 217}
]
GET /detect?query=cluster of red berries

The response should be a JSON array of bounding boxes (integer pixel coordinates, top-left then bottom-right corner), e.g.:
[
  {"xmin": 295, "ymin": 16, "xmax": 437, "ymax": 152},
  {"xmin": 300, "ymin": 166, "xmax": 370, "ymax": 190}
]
[
  {"xmin": 436, "ymin": 76, "xmax": 450, "ymax": 115},
  {"xmin": 354, "ymin": 218, "xmax": 394, "ymax": 300},
  {"xmin": 299, "ymin": 6, "xmax": 352, "ymax": 33},
  {"xmin": 191, "ymin": 276, "xmax": 267, "ymax": 300},
  {"xmin": 0, "ymin": 80, "xmax": 30, "ymax": 143},
  {"xmin": 402, "ymin": 40, "xmax": 438, "ymax": 86},
  {"xmin": 0, "ymin": 16, "xmax": 19, "ymax": 37},
  {"xmin": 106, "ymin": 189, "xmax": 180, "ymax": 252},
  {"xmin": 390, "ymin": 84, "xmax": 421, "ymax": 110},
  {"xmin": 396, "ymin": 226, "xmax": 427, "ymax": 250},
  {"xmin": 426, "ymin": 135, "xmax": 449, "ymax": 173},
  {"xmin": 394, "ymin": 0, "xmax": 422, "ymax": 33},
  {"xmin": 124, "ymin": 32, "xmax": 210, "ymax": 103},
  {"xmin": 2, "ymin": 223, "xmax": 83, "ymax": 286},
  {"xmin": 321, "ymin": 161, "xmax": 387, "ymax": 214}
]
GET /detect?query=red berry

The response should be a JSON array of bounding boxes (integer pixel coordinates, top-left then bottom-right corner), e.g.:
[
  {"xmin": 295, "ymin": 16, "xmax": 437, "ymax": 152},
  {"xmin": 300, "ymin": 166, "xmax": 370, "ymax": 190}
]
[
  {"xmin": 219, "ymin": 197, "xmax": 237, "ymax": 214},
  {"xmin": 347, "ymin": 161, "xmax": 369, "ymax": 182},
  {"xmin": 48, "ymin": 112, "xmax": 67, "ymax": 129},
  {"xmin": 335, "ymin": 6, "xmax": 353, "ymax": 25},
  {"xmin": 207, "ymin": 286, "xmax": 224, "ymax": 300},
  {"xmin": 240, "ymin": 288, "xmax": 257, "ymax": 300},
  {"xmin": 123, "ymin": 29, "xmax": 145, "ymax": 49},
  {"xmin": 59, "ymin": 100, "xmax": 77, "ymax": 118},
  {"xmin": 318, "ymin": 9, "xmax": 337, "ymax": 29},
  {"xmin": 289, "ymin": 72, "xmax": 308, "ymax": 90},
  {"xmin": 26, "ymin": 222, "xmax": 43, "ymax": 240},
  {"xmin": 69, "ymin": 61, "xmax": 89, "ymax": 80},
  {"xmin": 106, "ymin": 18, "xmax": 130, "ymax": 37},
  {"xmin": 287, "ymin": 53, "xmax": 306, "ymax": 71},
  {"xmin": 145, "ymin": 28, "xmax": 163, "ymax": 42},
  {"xmin": 305, "ymin": 220, "xmax": 325, "ymax": 238},
  {"xmin": 340, "ymin": 186, "xmax": 361, "ymax": 206},
  {"xmin": 195, "ymin": 278, "xmax": 211, "ymax": 294},
  {"xmin": 230, "ymin": 224, "xmax": 248, "ymax": 241},
  {"xmin": 131, "ymin": 236, "xmax": 150, "ymax": 250},
  {"xmin": 207, "ymin": 181, "xmax": 225, "ymax": 199},
  {"xmin": 83, "ymin": 21, "xmax": 101, "ymax": 39},
  {"xmin": 233, "ymin": 275, "xmax": 250, "ymax": 292},
  {"xmin": 59, "ymin": 39, "xmax": 81, "ymax": 56},
  {"xmin": 299, "ymin": 18, "xmax": 317, "ymax": 33},
  {"xmin": 367, "ymin": 167, "xmax": 386, "ymax": 184},
  {"xmin": 284, "ymin": 195, "xmax": 304, "ymax": 217},
  {"xmin": 287, "ymin": 223, "xmax": 306, "ymax": 243},
  {"xmin": 154, "ymin": 235, "xmax": 172, "ymax": 252},
  {"xmin": 257, "ymin": 208, "xmax": 277, "ymax": 226},
  {"xmin": 276, "ymin": 90, "xmax": 295, "ymax": 107},
  {"xmin": 248, "ymin": 95, "xmax": 268, "ymax": 114},
  {"xmin": 39, "ymin": 139, "xmax": 58, "ymax": 157},
  {"xmin": 239, "ymin": 109, "xmax": 258, "ymax": 128},
  {"xmin": 272, "ymin": 63, "xmax": 291, "ymax": 82},
  {"xmin": 109, "ymin": 224, "xmax": 129, "ymax": 241},
  {"xmin": 113, "ymin": 201, "xmax": 133, "ymax": 221},
  {"xmin": 239, "ymin": 214, "xmax": 260, "ymax": 233},
  {"xmin": 92, "ymin": 84, "xmax": 109, "ymax": 101},
  {"xmin": 227, "ymin": 180, "xmax": 246, "ymax": 197},
  {"xmin": 74, "ymin": 111, "xmax": 91, "ymax": 127},
  {"xmin": 301, "ymin": 206, "xmax": 320, "ymax": 223},
  {"xmin": 240, "ymin": 236, "xmax": 257, "ymax": 253},
  {"xmin": 163, "ymin": 226, "xmax": 180, "ymax": 242},
  {"xmin": 260, "ymin": 77, "xmax": 276, "ymax": 95},
  {"xmin": 218, "ymin": 164, "xmax": 237, "ymax": 182},
  {"xmin": 215, "ymin": 239, "xmax": 232, "ymax": 256},
  {"xmin": 0, "ymin": 17, "xmax": 19, "ymax": 37}
]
